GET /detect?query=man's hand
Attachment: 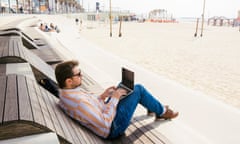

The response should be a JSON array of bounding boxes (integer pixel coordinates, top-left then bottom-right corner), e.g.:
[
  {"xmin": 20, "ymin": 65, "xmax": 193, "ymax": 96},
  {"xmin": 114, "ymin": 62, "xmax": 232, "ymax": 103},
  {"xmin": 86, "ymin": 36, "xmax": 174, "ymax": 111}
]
[
  {"xmin": 100, "ymin": 86, "xmax": 128, "ymax": 100},
  {"xmin": 112, "ymin": 88, "xmax": 127, "ymax": 99},
  {"xmin": 100, "ymin": 86, "xmax": 116, "ymax": 100}
]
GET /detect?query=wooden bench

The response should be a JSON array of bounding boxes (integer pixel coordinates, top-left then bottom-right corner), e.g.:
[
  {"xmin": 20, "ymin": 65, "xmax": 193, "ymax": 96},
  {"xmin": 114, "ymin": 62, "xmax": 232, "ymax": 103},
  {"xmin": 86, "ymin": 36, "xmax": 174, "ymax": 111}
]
[
  {"xmin": 0, "ymin": 29, "xmax": 39, "ymax": 49},
  {"xmin": 0, "ymin": 29, "xmax": 62, "ymax": 65},
  {"xmin": 0, "ymin": 24, "xmax": 171, "ymax": 144},
  {"xmin": 0, "ymin": 74, "xmax": 107, "ymax": 144},
  {"xmin": 0, "ymin": 73, "xmax": 171, "ymax": 144},
  {"xmin": 0, "ymin": 35, "xmax": 57, "ymax": 82}
]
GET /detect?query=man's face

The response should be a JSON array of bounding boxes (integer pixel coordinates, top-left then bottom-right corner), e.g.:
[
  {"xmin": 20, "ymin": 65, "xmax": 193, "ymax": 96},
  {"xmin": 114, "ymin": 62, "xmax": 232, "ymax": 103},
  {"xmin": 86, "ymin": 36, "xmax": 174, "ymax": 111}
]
[{"xmin": 70, "ymin": 66, "xmax": 82, "ymax": 88}]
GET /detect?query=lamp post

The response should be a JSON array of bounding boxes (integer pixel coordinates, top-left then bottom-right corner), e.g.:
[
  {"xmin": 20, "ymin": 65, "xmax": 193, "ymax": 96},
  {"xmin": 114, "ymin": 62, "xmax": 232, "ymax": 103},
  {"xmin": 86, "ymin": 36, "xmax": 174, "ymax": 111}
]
[
  {"xmin": 109, "ymin": 0, "xmax": 112, "ymax": 37},
  {"xmin": 200, "ymin": 0, "xmax": 206, "ymax": 37},
  {"xmin": 194, "ymin": 18, "xmax": 199, "ymax": 37}
]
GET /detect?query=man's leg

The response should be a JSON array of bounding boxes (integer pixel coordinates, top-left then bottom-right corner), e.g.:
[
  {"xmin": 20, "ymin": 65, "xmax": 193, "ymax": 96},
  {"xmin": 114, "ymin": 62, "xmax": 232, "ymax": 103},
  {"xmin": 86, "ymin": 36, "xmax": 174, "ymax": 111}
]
[{"xmin": 107, "ymin": 84, "xmax": 165, "ymax": 139}]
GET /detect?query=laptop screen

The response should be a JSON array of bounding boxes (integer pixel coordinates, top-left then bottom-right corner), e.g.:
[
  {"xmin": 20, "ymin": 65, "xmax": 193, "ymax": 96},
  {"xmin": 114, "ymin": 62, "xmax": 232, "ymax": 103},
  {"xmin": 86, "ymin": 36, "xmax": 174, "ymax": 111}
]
[{"xmin": 122, "ymin": 67, "xmax": 134, "ymax": 90}]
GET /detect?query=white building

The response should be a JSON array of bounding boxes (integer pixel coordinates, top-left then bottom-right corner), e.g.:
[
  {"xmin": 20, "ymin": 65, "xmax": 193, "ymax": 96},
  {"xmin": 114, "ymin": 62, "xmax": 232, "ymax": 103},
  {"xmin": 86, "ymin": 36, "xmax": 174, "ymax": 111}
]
[{"xmin": 0, "ymin": 0, "xmax": 17, "ymax": 13}]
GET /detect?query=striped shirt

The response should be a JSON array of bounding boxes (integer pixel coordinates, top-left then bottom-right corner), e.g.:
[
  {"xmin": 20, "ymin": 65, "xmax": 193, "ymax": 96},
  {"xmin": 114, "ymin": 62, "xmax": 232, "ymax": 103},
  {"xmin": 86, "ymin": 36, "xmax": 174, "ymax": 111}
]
[{"xmin": 59, "ymin": 86, "xmax": 119, "ymax": 138}]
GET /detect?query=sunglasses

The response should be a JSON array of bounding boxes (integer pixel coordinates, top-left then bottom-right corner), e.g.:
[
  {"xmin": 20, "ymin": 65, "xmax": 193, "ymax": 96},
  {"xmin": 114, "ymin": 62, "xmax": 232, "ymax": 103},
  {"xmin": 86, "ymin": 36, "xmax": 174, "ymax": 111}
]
[{"xmin": 72, "ymin": 70, "xmax": 82, "ymax": 77}]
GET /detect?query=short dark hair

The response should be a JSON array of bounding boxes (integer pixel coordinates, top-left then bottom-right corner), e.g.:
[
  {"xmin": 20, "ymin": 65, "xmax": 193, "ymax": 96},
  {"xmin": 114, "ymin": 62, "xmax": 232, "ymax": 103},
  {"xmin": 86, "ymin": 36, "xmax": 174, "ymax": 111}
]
[{"xmin": 55, "ymin": 60, "xmax": 79, "ymax": 88}]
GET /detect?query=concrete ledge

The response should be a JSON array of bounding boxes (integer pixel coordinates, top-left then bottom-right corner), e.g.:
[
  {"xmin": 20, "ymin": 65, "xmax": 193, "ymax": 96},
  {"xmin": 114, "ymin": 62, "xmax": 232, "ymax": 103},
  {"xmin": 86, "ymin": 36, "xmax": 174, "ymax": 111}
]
[{"xmin": 0, "ymin": 133, "xmax": 60, "ymax": 144}]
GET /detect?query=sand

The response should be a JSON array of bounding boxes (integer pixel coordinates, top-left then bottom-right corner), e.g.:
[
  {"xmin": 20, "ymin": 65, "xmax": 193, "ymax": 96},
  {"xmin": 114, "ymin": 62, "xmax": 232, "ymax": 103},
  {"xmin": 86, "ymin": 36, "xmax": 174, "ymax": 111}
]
[{"xmin": 78, "ymin": 20, "xmax": 240, "ymax": 109}]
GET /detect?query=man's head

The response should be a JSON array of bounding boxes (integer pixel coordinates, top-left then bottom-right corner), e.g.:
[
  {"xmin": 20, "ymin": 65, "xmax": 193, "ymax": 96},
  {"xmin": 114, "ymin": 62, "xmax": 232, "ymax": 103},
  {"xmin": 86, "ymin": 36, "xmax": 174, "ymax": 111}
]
[{"xmin": 55, "ymin": 60, "xmax": 82, "ymax": 89}]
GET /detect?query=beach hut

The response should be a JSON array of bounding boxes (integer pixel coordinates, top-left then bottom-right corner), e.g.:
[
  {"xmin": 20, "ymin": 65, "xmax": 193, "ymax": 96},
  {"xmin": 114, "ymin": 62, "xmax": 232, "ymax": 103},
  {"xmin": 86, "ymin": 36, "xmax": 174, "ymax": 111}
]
[{"xmin": 208, "ymin": 16, "xmax": 231, "ymax": 26}]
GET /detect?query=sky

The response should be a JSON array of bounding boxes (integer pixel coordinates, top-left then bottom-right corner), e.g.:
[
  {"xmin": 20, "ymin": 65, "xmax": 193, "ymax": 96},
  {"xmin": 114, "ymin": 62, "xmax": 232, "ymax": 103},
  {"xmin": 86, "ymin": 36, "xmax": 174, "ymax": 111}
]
[{"xmin": 81, "ymin": 0, "xmax": 240, "ymax": 18}]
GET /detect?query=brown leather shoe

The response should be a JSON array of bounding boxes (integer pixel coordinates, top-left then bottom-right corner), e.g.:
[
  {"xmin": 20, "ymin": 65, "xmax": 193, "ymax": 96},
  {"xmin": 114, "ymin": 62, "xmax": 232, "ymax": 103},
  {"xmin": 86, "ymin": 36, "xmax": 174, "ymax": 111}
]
[
  {"xmin": 147, "ymin": 110, "xmax": 155, "ymax": 116},
  {"xmin": 147, "ymin": 105, "xmax": 169, "ymax": 116},
  {"xmin": 156, "ymin": 108, "xmax": 179, "ymax": 120}
]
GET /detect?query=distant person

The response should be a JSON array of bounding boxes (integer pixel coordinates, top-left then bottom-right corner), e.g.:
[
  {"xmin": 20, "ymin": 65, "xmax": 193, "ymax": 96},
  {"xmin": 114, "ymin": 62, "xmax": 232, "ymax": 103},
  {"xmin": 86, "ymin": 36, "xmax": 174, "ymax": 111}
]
[
  {"xmin": 50, "ymin": 23, "xmax": 55, "ymax": 30},
  {"xmin": 39, "ymin": 23, "xmax": 45, "ymax": 31},
  {"xmin": 75, "ymin": 18, "xmax": 79, "ymax": 25},
  {"xmin": 80, "ymin": 19, "xmax": 82, "ymax": 25},
  {"xmin": 50, "ymin": 23, "xmax": 60, "ymax": 33},
  {"xmin": 19, "ymin": 6, "xmax": 23, "ymax": 13},
  {"xmin": 79, "ymin": 19, "xmax": 83, "ymax": 31},
  {"xmin": 45, "ymin": 25, "xmax": 51, "ymax": 32},
  {"xmin": 48, "ymin": 7, "xmax": 51, "ymax": 14},
  {"xmin": 55, "ymin": 60, "xmax": 179, "ymax": 139}
]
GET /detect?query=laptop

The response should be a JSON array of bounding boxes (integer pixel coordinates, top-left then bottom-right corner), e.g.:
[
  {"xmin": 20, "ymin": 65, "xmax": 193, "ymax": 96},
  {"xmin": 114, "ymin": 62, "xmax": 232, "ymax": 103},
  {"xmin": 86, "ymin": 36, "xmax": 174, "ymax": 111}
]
[
  {"xmin": 105, "ymin": 67, "xmax": 134, "ymax": 103},
  {"xmin": 117, "ymin": 67, "xmax": 134, "ymax": 99}
]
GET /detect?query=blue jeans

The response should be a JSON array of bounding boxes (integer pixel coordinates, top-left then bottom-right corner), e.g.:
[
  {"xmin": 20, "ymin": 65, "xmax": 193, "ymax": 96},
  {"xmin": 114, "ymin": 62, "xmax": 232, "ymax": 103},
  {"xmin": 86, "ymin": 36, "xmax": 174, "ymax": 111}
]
[{"xmin": 107, "ymin": 84, "xmax": 165, "ymax": 139}]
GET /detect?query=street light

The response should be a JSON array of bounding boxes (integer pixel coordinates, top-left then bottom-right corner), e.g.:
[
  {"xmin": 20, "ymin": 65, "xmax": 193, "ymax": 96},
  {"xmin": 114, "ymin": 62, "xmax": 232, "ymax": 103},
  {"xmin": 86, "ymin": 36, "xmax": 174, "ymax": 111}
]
[{"xmin": 200, "ymin": 0, "xmax": 206, "ymax": 37}]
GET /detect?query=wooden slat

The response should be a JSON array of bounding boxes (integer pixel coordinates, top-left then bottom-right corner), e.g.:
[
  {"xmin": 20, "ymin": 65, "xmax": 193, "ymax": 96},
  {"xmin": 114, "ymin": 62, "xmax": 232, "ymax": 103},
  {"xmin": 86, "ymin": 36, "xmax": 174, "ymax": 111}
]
[
  {"xmin": 135, "ymin": 119, "xmax": 171, "ymax": 144},
  {"xmin": 2, "ymin": 40, "xmax": 9, "ymax": 57},
  {"xmin": 32, "ymin": 80, "xmax": 55, "ymax": 131},
  {"xmin": 17, "ymin": 75, "xmax": 33, "ymax": 121},
  {"xmin": 4, "ymin": 75, "xmax": 18, "ymax": 122},
  {"xmin": 64, "ymin": 113, "xmax": 87, "ymax": 144},
  {"xmin": 125, "ymin": 124, "xmax": 143, "ymax": 144},
  {"xmin": 39, "ymin": 88, "xmax": 65, "ymax": 138},
  {"xmin": 132, "ymin": 105, "xmax": 171, "ymax": 144},
  {"xmin": 132, "ymin": 122, "xmax": 155, "ymax": 144},
  {"xmin": 74, "ymin": 123, "xmax": 106, "ymax": 144},
  {"xmin": 17, "ymin": 39, "xmax": 25, "ymax": 59},
  {"xmin": 72, "ymin": 124, "xmax": 95, "ymax": 144},
  {"xmin": 0, "ymin": 64, "xmax": 6, "ymax": 75},
  {"xmin": 0, "ymin": 38, "xmax": 8, "ymax": 57},
  {"xmin": 131, "ymin": 119, "xmax": 163, "ymax": 144},
  {"xmin": 47, "ymin": 97, "xmax": 75, "ymax": 143},
  {"xmin": 8, "ymin": 38, "xmax": 14, "ymax": 56},
  {"xmin": 26, "ymin": 77, "xmax": 45, "ymax": 126},
  {"xmin": 0, "ymin": 38, "xmax": 6, "ymax": 57},
  {"xmin": 0, "ymin": 76, "xmax": 7, "ymax": 124},
  {"xmin": 13, "ymin": 38, "xmax": 20, "ymax": 57}
]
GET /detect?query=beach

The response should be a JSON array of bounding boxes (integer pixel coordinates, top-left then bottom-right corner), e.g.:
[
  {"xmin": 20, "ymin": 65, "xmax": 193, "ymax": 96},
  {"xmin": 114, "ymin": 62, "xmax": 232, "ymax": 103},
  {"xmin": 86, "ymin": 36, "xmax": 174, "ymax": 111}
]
[
  {"xmin": 1, "ymin": 14, "xmax": 240, "ymax": 143},
  {"xmin": 77, "ymin": 19, "xmax": 240, "ymax": 109}
]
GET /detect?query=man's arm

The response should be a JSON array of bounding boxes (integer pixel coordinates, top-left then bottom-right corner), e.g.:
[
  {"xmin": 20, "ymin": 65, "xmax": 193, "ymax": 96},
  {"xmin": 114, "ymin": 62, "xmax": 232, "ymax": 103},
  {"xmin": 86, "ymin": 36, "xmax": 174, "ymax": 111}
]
[
  {"xmin": 76, "ymin": 89, "xmax": 127, "ymax": 137},
  {"xmin": 98, "ymin": 86, "xmax": 116, "ymax": 101}
]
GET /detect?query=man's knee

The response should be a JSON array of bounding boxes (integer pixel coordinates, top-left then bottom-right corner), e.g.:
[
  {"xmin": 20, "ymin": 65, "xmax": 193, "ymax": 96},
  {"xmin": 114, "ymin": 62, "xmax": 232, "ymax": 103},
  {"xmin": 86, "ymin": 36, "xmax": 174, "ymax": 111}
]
[{"xmin": 134, "ymin": 84, "xmax": 144, "ymax": 91}]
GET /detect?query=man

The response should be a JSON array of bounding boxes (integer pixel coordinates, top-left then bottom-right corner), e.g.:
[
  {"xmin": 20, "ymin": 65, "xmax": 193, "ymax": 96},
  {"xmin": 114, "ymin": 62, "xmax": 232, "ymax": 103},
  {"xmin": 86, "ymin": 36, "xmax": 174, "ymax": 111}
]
[{"xmin": 55, "ymin": 60, "xmax": 178, "ymax": 139}]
